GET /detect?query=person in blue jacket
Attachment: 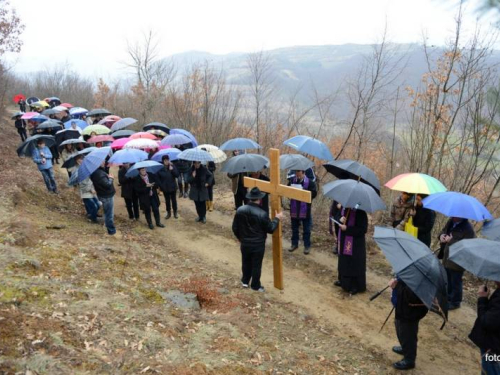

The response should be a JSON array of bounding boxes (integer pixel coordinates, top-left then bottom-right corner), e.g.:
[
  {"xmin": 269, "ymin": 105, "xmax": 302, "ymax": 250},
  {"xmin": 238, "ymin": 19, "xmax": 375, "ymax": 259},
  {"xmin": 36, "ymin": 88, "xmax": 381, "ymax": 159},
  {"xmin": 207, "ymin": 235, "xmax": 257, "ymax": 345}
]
[{"xmin": 32, "ymin": 139, "xmax": 58, "ymax": 193}]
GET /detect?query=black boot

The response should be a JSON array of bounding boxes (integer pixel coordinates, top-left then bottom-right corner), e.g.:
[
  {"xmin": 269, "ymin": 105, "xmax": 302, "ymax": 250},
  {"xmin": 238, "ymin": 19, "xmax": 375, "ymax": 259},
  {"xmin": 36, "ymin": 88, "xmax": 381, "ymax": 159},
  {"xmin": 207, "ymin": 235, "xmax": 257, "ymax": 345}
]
[
  {"xmin": 154, "ymin": 211, "xmax": 165, "ymax": 228},
  {"xmin": 392, "ymin": 359, "xmax": 415, "ymax": 370},
  {"xmin": 178, "ymin": 185, "xmax": 183, "ymax": 198}
]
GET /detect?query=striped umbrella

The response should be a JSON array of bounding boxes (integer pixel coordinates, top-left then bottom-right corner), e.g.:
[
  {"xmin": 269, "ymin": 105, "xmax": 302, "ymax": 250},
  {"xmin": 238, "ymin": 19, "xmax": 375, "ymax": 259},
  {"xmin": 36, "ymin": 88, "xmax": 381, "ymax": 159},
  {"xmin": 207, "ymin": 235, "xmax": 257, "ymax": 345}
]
[
  {"xmin": 384, "ymin": 173, "xmax": 447, "ymax": 195},
  {"xmin": 178, "ymin": 148, "xmax": 214, "ymax": 162}
]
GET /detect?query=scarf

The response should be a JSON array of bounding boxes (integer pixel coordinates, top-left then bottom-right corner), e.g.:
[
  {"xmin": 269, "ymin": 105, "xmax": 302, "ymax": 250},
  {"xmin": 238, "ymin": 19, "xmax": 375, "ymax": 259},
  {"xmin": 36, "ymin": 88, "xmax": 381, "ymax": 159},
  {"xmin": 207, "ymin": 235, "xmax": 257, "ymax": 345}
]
[
  {"xmin": 290, "ymin": 176, "xmax": 310, "ymax": 219},
  {"xmin": 141, "ymin": 173, "xmax": 152, "ymax": 196},
  {"xmin": 338, "ymin": 208, "xmax": 357, "ymax": 256}
]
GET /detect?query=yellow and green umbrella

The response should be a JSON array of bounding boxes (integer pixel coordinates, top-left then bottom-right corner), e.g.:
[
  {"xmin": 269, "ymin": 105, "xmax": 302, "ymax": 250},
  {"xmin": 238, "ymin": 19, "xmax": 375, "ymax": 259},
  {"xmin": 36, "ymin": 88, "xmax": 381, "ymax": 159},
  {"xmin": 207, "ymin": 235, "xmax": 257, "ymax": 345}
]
[
  {"xmin": 384, "ymin": 173, "xmax": 447, "ymax": 194},
  {"xmin": 31, "ymin": 100, "xmax": 50, "ymax": 108},
  {"xmin": 82, "ymin": 124, "xmax": 111, "ymax": 136}
]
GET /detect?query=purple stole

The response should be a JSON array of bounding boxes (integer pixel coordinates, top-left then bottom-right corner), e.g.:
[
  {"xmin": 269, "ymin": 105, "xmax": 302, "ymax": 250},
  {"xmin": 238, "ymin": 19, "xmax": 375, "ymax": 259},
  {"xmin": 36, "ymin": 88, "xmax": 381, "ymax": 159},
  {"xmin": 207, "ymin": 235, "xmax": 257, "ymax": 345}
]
[
  {"xmin": 338, "ymin": 208, "xmax": 356, "ymax": 256},
  {"xmin": 290, "ymin": 176, "xmax": 310, "ymax": 219}
]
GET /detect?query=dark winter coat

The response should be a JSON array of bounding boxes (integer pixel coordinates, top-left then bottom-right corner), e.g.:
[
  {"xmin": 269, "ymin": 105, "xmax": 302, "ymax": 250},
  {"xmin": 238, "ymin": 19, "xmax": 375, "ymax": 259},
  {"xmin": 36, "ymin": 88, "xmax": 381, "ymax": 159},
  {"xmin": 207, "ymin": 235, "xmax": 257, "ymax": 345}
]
[
  {"xmin": 469, "ymin": 288, "xmax": 500, "ymax": 355},
  {"xmin": 394, "ymin": 280, "xmax": 429, "ymax": 322},
  {"xmin": 329, "ymin": 200, "xmax": 342, "ymax": 235},
  {"xmin": 439, "ymin": 219, "xmax": 476, "ymax": 271},
  {"xmin": 411, "ymin": 205, "xmax": 436, "ymax": 247},
  {"xmin": 187, "ymin": 165, "xmax": 213, "ymax": 202},
  {"xmin": 157, "ymin": 164, "xmax": 179, "ymax": 193},
  {"xmin": 232, "ymin": 202, "xmax": 280, "ymax": 247},
  {"xmin": 207, "ymin": 161, "xmax": 216, "ymax": 185},
  {"xmin": 90, "ymin": 167, "xmax": 116, "ymax": 199},
  {"xmin": 255, "ymin": 173, "xmax": 270, "ymax": 215},
  {"xmin": 118, "ymin": 166, "xmax": 136, "ymax": 199},
  {"xmin": 174, "ymin": 159, "xmax": 191, "ymax": 174},
  {"xmin": 133, "ymin": 172, "xmax": 160, "ymax": 211},
  {"xmin": 15, "ymin": 119, "xmax": 26, "ymax": 130}
]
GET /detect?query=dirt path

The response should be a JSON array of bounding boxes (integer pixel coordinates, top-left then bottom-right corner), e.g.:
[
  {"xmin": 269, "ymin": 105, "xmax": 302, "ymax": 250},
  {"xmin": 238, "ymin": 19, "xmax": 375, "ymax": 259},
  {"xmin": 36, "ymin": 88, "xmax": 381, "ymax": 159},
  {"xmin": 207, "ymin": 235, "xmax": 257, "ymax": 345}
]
[{"xmin": 113, "ymin": 186, "xmax": 480, "ymax": 375}]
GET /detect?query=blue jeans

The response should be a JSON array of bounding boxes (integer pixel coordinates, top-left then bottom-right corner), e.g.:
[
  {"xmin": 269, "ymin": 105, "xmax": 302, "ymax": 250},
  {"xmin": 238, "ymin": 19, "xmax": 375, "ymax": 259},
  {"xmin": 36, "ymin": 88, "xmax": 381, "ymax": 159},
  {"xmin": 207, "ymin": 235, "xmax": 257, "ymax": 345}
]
[
  {"xmin": 446, "ymin": 268, "xmax": 463, "ymax": 307},
  {"xmin": 481, "ymin": 350, "xmax": 500, "ymax": 375},
  {"xmin": 99, "ymin": 197, "xmax": 116, "ymax": 235},
  {"xmin": 40, "ymin": 168, "xmax": 57, "ymax": 192},
  {"xmin": 83, "ymin": 198, "xmax": 99, "ymax": 222},
  {"xmin": 291, "ymin": 217, "xmax": 312, "ymax": 248}
]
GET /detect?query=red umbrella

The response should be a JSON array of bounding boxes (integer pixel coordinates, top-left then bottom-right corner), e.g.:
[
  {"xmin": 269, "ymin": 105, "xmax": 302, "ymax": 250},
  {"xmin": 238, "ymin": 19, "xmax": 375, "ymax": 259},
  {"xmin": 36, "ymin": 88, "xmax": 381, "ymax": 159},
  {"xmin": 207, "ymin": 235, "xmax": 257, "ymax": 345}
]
[
  {"xmin": 130, "ymin": 131, "xmax": 157, "ymax": 140},
  {"xmin": 13, "ymin": 94, "xmax": 25, "ymax": 103},
  {"xmin": 60, "ymin": 102, "xmax": 74, "ymax": 108},
  {"xmin": 88, "ymin": 135, "xmax": 115, "ymax": 144}
]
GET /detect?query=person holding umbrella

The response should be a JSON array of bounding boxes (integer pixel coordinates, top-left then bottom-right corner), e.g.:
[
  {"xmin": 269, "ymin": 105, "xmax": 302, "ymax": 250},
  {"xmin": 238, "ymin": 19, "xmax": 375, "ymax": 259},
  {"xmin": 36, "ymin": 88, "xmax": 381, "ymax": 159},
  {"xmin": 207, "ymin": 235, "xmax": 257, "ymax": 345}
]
[
  {"xmin": 329, "ymin": 201, "xmax": 342, "ymax": 254},
  {"xmin": 388, "ymin": 192, "xmax": 413, "ymax": 228},
  {"xmin": 188, "ymin": 160, "xmax": 213, "ymax": 224},
  {"xmin": 90, "ymin": 161, "xmax": 116, "ymax": 236},
  {"xmin": 249, "ymin": 170, "xmax": 270, "ymax": 215},
  {"xmin": 74, "ymin": 155, "xmax": 99, "ymax": 223},
  {"xmin": 227, "ymin": 150, "xmax": 248, "ymax": 210},
  {"xmin": 157, "ymin": 155, "xmax": 179, "ymax": 219},
  {"xmin": 32, "ymin": 139, "xmax": 58, "ymax": 194},
  {"xmin": 13, "ymin": 114, "xmax": 28, "ymax": 142},
  {"xmin": 201, "ymin": 147, "xmax": 217, "ymax": 213},
  {"xmin": 60, "ymin": 143, "xmax": 78, "ymax": 178},
  {"xmin": 118, "ymin": 163, "xmax": 140, "ymax": 221},
  {"xmin": 173, "ymin": 153, "xmax": 191, "ymax": 199},
  {"xmin": 408, "ymin": 194, "xmax": 436, "ymax": 247},
  {"xmin": 288, "ymin": 169, "xmax": 317, "ymax": 255},
  {"xmin": 133, "ymin": 167, "xmax": 164, "ymax": 229},
  {"xmin": 438, "ymin": 217, "xmax": 476, "ymax": 310}
]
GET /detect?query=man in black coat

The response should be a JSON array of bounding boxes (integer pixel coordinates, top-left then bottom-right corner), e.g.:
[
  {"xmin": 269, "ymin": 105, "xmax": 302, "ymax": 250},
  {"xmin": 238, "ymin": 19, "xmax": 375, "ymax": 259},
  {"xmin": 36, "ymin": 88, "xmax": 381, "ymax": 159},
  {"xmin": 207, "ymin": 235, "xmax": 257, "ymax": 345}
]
[
  {"xmin": 133, "ymin": 168, "xmax": 164, "ymax": 230},
  {"xmin": 409, "ymin": 194, "xmax": 436, "ymax": 247},
  {"xmin": 118, "ymin": 164, "xmax": 139, "ymax": 220},
  {"xmin": 389, "ymin": 277, "xmax": 428, "ymax": 370},
  {"xmin": 232, "ymin": 187, "xmax": 283, "ymax": 292},
  {"xmin": 469, "ymin": 281, "xmax": 500, "ymax": 374},
  {"xmin": 90, "ymin": 162, "xmax": 117, "ymax": 235},
  {"xmin": 157, "ymin": 155, "xmax": 179, "ymax": 219},
  {"xmin": 14, "ymin": 115, "xmax": 28, "ymax": 142}
]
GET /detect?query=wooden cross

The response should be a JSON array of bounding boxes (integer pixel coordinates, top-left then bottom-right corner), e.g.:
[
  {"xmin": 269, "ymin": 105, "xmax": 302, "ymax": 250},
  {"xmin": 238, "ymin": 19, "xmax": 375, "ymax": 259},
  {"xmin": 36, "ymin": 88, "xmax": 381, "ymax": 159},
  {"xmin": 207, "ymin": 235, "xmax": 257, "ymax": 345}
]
[{"xmin": 244, "ymin": 148, "xmax": 312, "ymax": 290}]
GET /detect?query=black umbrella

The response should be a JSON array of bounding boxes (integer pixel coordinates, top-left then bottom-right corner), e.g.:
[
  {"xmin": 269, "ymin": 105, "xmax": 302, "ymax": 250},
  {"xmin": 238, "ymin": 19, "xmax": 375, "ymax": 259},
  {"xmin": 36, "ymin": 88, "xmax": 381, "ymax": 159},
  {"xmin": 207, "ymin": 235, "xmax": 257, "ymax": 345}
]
[
  {"xmin": 62, "ymin": 147, "xmax": 98, "ymax": 169},
  {"xmin": 55, "ymin": 129, "xmax": 81, "ymax": 145},
  {"xmin": 111, "ymin": 129, "xmax": 136, "ymax": 139},
  {"xmin": 88, "ymin": 108, "xmax": 112, "ymax": 117},
  {"xmin": 37, "ymin": 120, "xmax": 63, "ymax": 131},
  {"xmin": 58, "ymin": 138, "xmax": 87, "ymax": 151},
  {"xmin": 221, "ymin": 154, "xmax": 269, "ymax": 174},
  {"xmin": 322, "ymin": 179, "xmax": 386, "ymax": 213},
  {"xmin": 373, "ymin": 226, "xmax": 448, "ymax": 325},
  {"xmin": 482, "ymin": 218, "xmax": 500, "ymax": 242},
  {"xmin": 41, "ymin": 108, "xmax": 61, "ymax": 116},
  {"xmin": 11, "ymin": 111, "xmax": 24, "ymax": 119},
  {"xmin": 143, "ymin": 122, "xmax": 170, "ymax": 133},
  {"xmin": 280, "ymin": 154, "xmax": 314, "ymax": 171},
  {"xmin": 17, "ymin": 134, "xmax": 56, "ymax": 157},
  {"xmin": 323, "ymin": 159, "xmax": 381, "ymax": 194},
  {"xmin": 48, "ymin": 98, "xmax": 61, "ymax": 107},
  {"xmin": 27, "ymin": 96, "xmax": 40, "ymax": 105},
  {"xmin": 449, "ymin": 239, "xmax": 500, "ymax": 282}
]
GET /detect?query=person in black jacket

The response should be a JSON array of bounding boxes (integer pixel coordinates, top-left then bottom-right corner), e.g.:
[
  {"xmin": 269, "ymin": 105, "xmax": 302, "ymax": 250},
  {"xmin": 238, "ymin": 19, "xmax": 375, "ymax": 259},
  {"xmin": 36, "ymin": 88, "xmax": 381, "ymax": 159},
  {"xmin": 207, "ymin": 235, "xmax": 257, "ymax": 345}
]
[
  {"xmin": 408, "ymin": 194, "xmax": 436, "ymax": 247},
  {"xmin": 329, "ymin": 201, "xmax": 342, "ymax": 254},
  {"xmin": 187, "ymin": 161, "xmax": 213, "ymax": 223},
  {"xmin": 389, "ymin": 277, "xmax": 428, "ymax": 370},
  {"xmin": 173, "ymin": 156, "xmax": 191, "ymax": 198},
  {"xmin": 249, "ymin": 171, "xmax": 270, "ymax": 215},
  {"xmin": 232, "ymin": 187, "xmax": 284, "ymax": 292},
  {"xmin": 157, "ymin": 155, "xmax": 179, "ymax": 219},
  {"xmin": 90, "ymin": 162, "xmax": 116, "ymax": 235},
  {"xmin": 469, "ymin": 282, "xmax": 500, "ymax": 374},
  {"xmin": 14, "ymin": 115, "xmax": 27, "ymax": 141},
  {"xmin": 118, "ymin": 163, "xmax": 139, "ymax": 220},
  {"xmin": 133, "ymin": 168, "xmax": 164, "ymax": 230},
  {"xmin": 205, "ymin": 158, "xmax": 216, "ymax": 212}
]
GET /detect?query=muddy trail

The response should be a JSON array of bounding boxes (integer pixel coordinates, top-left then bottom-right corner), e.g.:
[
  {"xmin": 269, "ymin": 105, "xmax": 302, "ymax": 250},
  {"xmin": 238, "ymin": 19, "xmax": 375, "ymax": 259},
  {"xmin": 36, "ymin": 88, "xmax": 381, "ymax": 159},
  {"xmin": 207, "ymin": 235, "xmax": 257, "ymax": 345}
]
[{"xmin": 0, "ymin": 117, "xmax": 482, "ymax": 374}]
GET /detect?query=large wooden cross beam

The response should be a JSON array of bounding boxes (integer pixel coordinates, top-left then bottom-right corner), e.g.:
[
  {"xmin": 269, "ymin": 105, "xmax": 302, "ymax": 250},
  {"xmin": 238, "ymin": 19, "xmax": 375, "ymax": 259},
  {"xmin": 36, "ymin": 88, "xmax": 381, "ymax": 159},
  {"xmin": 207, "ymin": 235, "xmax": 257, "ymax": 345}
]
[{"xmin": 244, "ymin": 148, "xmax": 312, "ymax": 290}]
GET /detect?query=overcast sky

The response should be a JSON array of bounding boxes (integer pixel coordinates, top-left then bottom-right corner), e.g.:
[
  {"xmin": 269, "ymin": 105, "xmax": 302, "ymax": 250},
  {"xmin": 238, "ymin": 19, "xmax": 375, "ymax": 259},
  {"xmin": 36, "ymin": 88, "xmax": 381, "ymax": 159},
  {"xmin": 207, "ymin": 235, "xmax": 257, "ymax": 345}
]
[{"xmin": 7, "ymin": 0, "xmax": 497, "ymax": 78}]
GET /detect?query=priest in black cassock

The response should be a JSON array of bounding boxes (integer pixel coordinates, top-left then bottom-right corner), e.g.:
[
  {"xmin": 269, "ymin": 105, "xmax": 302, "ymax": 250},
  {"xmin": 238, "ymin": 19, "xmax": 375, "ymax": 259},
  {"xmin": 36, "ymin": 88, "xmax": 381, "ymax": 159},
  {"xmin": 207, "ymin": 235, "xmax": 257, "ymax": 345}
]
[{"xmin": 334, "ymin": 206, "xmax": 368, "ymax": 295}]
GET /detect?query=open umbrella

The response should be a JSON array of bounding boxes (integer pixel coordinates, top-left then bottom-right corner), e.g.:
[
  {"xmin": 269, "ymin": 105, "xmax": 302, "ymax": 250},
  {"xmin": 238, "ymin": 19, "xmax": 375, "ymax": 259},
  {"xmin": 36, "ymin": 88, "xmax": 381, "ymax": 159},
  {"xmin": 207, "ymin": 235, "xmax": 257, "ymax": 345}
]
[
  {"xmin": 385, "ymin": 173, "xmax": 446, "ymax": 195},
  {"xmin": 196, "ymin": 144, "xmax": 227, "ymax": 163},
  {"xmin": 161, "ymin": 134, "xmax": 191, "ymax": 146},
  {"xmin": 324, "ymin": 159, "xmax": 381, "ymax": 194},
  {"xmin": 55, "ymin": 129, "xmax": 81, "ymax": 145},
  {"xmin": 177, "ymin": 148, "xmax": 213, "ymax": 163},
  {"xmin": 59, "ymin": 138, "xmax": 87, "ymax": 150},
  {"xmin": 220, "ymin": 137, "xmax": 261, "ymax": 151},
  {"xmin": 170, "ymin": 129, "xmax": 198, "ymax": 147},
  {"xmin": 17, "ymin": 135, "xmax": 56, "ymax": 157},
  {"xmin": 124, "ymin": 138, "xmax": 158, "ymax": 150},
  {"xmin": 130, "ymin": 132, "xmax": 157, "ymax": 140},
  {"xmin": 60, "ymin": 103, "xmax": 73, "ymax": 108},
  {"xmin": 26, "ymin": 97, "xmax": 40, "ymax": 105},
  {"xmin": 53, "ymin": 105, "xmax": 69, "ymax": 112},
  {"xmin": 280, "ymin": 154, "xmax": 314, "ymax": 171},
  {"xmin": 37, "ymin": 120, "xmax": 63, "ymax": 131},
  {"xmin": 449, "ymin": 239, "xmax": 500, "ymax": 282},
  {"xmin": 373, "ymin": 226, "xmax": 448, "ymax": 323},
  {"xmin": 65, "ymin": 119, "xmax": 88, "ymax": 130},
  {"xmin": 110, "ymin": 117, "xmax": 137, "ymax": 132},
  {"xmin": 31, "ymin": 100, "xmax": 50, "ymax": 108},
  {"xmin": 112, "ymin": 129, "xmax": 136, "ymax": 139},
  {"xmin": 21, "ymin": 112, "xmax": 40, "ymax": 120},
  {"xmin": 87, "ymin": 135, "xmax": 115, "ymax": 144},
  {"xmin": 111, "ymin": 137, "xmax": 131, "ymax": 150},
  {"xmin": 125, "ymin": 160, "xmax": 163, "ymax": 178},
  {"xmin": 98, "ymin": 115, "xmax": 122, "ymax": 127},
  {"xmin": 13, "ymin": 94, "xmax": 25, "ymax": 103},
  {"xmin": 11, "ymin": 111, "xmax": 24, "ymax": 119},
  {"xmin": 143, "ymin": 122, "xmax": 170, "ymax": 133},
  {"xmin": 147, "ymin": 129, "xmax": 168, "ymax": 139},
  {"xmin": 41, "ymin": 108, "xmax": 61, "ymax": 116},
  {"xmin": 482, "ymin": 218, "xmax": 500, "ymax": 241},
  {"xmin": 422, "ymin": 192, "xmax": 492, "ymax": 221},
  {"xmin": 88, "ymin": 108, "xmax": 112, "ymax": 117},
  {"xmin": 151, "ymin": 148, "xmax": 181, "ymax": 162},
  {"xmin": 77, "ymin": 147, "xmax": 112, "ymax": 183},
  {"xmin": 108, "ymin": 149, "xmax": 148, "ymax": 165},
  {"xmin": 48, "ymin": 97, "xmax": 61, "ymax": 107},
  {"xmin": 284, "ymin": 135, "xmax": 334, "ymax": 161},
  {"xmin": 62, "ymin": 147, "xmax": 97, "ymax": 169},
  {"xmin": 82, "ymin": 125, "xmax": 111, "ymax": 136},
  {"xmin": 221, "ymin": 153, "xmax": 269, "ymax": 174},
  {"xmin": 31, "ymin": 115, "xmax": 49, "ymax": 123},
  {"xmin": 69, "ymin": 107, "xmax": 88, "ymax": 116},
  {"xmin": 322, "ymin": 179, "xmax": 386, "ymax": 213}
]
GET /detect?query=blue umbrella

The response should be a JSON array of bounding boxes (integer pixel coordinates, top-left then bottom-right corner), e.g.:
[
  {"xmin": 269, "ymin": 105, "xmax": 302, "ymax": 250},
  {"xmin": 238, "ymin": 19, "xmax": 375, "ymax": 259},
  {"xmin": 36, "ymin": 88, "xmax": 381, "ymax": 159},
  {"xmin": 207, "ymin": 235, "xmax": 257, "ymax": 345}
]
[
  {"xmin": 482, "ymin": 218, "xmax": 500, "ymax": 241},
  {"xmin": 65, "ymin": 119, "xmax": 88, "ymax": 130},
  {"xmin": 77, "ymin": 147, "xmax": 112, "ymax": 183},
  {"xmin": 220, "ymin": 138, "xmax": 261, "ymax": 151},
  {"xmin": 170, "ymin": 128, "xmax": 198, "ymax": 147},
  {"xmin": 161, "ymin": 134, "xmax": 192, "ymax": 146},
  {"xmin": 62, "ymin": 147, "xmax": 97, "ymax": 169},
  {"xmin": 284, "ymin": 135, "xmax": 334, "ymax": 161},
  {"xmin": 110, "ymin": 117, "xmax": 138, "ymax": 132},
  {"xmin": 322, "ymin": 179, "xmax": 386, "ymax": 213},
  {"xmin": 69, "ymin": 107, "xmax": 88, "ymax": 116},
  {"xmin": 108, "ymin": 148, "xmax": 148, "ymax": 165},
  {"xmin": 31, "ymin": 115, "xmax": 49, "ymax": 123},
  {"xmin": 422, "ymin": 192, "xmax": 493, "ymax": 221},
  {"xmin": 125, "ymin": 160, "xmax": 163, "ymax": 178},
  {"xmin": 17, "ymin": 134, "xmax": 56, "ymax": 157},
  {"xmin": 178, "ymin": 148, "xmax": 214, "ymax": 163},
  {"xmin": 151, "ymin": 148, "xmax": 181, "ymax": 162}
]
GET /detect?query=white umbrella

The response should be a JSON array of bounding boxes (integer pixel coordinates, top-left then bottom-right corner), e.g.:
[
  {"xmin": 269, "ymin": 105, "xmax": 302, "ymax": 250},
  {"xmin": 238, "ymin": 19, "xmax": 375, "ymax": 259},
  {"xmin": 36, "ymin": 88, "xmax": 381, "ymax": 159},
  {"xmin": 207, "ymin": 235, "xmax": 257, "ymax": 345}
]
[
  {"xmin": 124, "ymin": 138, "xmax": 159, "ymax": 150},
  {"xmin": 196, "ymin": 144, "xmax": 227, "ymax": 163}
]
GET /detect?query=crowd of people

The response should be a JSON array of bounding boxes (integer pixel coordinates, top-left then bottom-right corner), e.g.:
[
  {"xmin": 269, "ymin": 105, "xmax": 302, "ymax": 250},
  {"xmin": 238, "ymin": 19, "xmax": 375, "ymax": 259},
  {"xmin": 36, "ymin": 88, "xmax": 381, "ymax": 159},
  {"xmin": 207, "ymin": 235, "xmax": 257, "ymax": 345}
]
[{"xmin": 13, "ymin": 95, "xmax": 500, "ymax": 374}]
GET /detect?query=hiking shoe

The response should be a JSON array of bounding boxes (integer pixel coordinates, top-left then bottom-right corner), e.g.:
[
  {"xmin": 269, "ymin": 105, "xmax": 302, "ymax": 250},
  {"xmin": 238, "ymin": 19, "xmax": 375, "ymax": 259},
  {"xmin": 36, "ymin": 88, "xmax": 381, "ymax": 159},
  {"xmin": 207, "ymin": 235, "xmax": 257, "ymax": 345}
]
[
  {"xmin": 288, "ymin": 245, "xmax": 298, "ymax": 252},
  {"xmin": 201, "ymin": 217, "xmax": 206, "ymax": 224},
  {"xmin": 174, "ymin": 212, "xmax": 178, "ymax": 219},
  {"xmin": 241, "ymin": 282, "xmax": 249, "ymax": 288},
  {"xmin": 392, "ymin": 346, "xmax": 404, "ymax": 355},
  {"xmin": 156, "ymin": 223, "xmax": 165, "ymax": 228},
  {"xmin": 392, "ymin": 359, "xmax": 415, "ymax": 370},
  {"xmin": 254, "ymin": 287, "xmax": 265, "ymax": 293},
  {"xmin": 165, "ymin": 212, "xmax": 171, "ymax": 219},
  {"xmin": 304, "ymin": 247, "xmax": 310, "ymax": 255},
  {"xmin": 148, "ymin": 223, "xmax": 154, "ymax": 230}
]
